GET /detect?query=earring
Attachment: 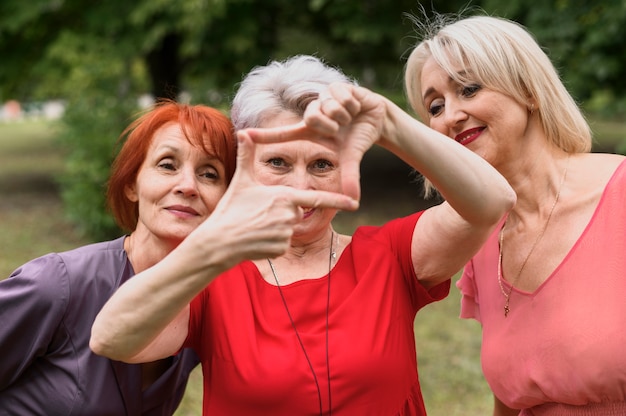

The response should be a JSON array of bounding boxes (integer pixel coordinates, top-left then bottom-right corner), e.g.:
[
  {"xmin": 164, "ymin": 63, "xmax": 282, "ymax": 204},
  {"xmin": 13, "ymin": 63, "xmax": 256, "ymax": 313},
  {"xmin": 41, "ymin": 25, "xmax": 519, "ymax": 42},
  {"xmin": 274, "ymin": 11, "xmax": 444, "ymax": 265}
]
[{"xmin": 529, "ymin": 103, "xmax": 535, "ymax": 115}]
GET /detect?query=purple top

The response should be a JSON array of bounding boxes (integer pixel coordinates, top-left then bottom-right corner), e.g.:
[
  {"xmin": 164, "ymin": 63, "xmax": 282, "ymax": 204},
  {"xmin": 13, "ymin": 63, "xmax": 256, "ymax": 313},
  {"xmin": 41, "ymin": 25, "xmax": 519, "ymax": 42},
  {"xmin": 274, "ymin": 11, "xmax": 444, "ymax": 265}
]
[{"xmin": 0, "ymin": 236, "xmax": 199, "ymax": 415}]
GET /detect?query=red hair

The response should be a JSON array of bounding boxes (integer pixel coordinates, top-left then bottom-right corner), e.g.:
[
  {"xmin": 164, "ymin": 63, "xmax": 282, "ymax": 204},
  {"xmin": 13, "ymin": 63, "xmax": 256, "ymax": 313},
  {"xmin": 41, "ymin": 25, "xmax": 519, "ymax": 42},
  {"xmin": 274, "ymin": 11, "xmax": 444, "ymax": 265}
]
[{"xmin": 107, "ymin": 100, "xmax": 236, "ymax": 231}]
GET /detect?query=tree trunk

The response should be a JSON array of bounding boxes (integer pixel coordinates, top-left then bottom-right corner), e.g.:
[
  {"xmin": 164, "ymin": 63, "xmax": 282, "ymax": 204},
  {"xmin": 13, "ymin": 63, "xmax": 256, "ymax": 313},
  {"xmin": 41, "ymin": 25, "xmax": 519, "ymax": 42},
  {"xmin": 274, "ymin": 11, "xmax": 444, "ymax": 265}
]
[{"xmin": 146, "ymin": 33, "xmax": 182, "ymax": 100}]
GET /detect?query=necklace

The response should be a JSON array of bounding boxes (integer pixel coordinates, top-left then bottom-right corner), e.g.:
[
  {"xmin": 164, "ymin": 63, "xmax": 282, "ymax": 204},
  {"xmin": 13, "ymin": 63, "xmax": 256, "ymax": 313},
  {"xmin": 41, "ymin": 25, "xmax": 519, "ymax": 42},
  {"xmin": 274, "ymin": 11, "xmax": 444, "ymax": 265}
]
[
  {"xmin": 267, "ymin": 231, "xmax": 335, "ymax": 416},
  {"xmin": 498, "ymin": 156, "xmax": 569, "ymax": 317}
]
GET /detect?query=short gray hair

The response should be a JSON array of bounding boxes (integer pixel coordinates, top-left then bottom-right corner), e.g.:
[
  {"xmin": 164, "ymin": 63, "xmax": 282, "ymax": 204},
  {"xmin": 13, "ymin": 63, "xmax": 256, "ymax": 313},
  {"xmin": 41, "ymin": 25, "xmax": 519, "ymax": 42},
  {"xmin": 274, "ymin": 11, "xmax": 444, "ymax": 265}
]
[{"xmin": 231, "ymin": 55, "xmax": 356, "ymax": 131}]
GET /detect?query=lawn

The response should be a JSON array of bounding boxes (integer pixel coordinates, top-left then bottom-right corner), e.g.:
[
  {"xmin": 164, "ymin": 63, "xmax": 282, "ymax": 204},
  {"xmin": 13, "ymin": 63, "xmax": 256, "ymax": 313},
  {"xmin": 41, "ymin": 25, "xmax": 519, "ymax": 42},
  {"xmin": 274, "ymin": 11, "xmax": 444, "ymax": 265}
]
[{"xmin": 1, "ymin": 117, "xmax": 624, "ymax": 415}]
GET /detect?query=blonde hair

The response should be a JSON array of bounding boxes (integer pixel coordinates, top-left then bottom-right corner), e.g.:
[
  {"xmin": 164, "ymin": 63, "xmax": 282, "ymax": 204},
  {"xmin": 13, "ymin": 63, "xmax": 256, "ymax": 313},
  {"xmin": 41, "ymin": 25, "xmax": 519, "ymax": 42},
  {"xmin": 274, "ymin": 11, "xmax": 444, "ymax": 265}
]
[{"xmin": 405, "ymin": 14, "xmax": 591, "ymax": 153}]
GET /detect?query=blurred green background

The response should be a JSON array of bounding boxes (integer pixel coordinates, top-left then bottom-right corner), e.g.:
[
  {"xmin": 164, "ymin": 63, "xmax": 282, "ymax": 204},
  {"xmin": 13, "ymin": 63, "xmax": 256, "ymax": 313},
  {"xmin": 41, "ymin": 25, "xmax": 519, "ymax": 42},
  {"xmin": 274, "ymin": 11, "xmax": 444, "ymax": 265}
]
[{"xmin": 1, "ymin": 0, "xmax": 625, "ymax": 238}]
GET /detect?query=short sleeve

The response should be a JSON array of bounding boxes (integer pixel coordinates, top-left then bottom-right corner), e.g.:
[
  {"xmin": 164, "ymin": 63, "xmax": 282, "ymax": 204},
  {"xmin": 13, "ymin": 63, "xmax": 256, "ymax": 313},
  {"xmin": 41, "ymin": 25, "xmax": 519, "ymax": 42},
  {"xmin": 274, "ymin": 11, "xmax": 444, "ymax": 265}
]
[
  {"xmin": 457, "ymin": 260, "xmax": 481, "ymax": 322},
  {"xmin": 183, "ymin": 290, "xmax": 206, "ymax": 352},
  {"xmin": 0, "ymin": 254, "xmax": 69, "ymax": 389},
  {"xmin": 362, "ymin": 211, "xmax": 451, "ymax": 312}
]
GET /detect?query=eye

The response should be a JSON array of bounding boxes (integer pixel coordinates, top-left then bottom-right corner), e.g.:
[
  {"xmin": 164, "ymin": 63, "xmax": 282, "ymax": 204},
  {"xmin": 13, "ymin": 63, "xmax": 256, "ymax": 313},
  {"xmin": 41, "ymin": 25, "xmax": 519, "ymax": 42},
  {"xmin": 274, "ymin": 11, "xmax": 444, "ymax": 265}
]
[
  {"xmin": 157, "ymin": 159, "xmax": 176, "ymax": 171},
  {"xmin": 310, "ymin": 159, "xmax": 334, "ymax": 173},
  {"xmin": 199, "ymin": 166, "xmax": 219, "ymax": 180},
  {"xmin": 461, "ymin": 83, "xmax": 481, "ymax": 98},
  {"xmin": 428, "ymin": 99, "xmax": 444, "ymax": 117},
  {"xmin": 266, "ymin": 157, "xmax": 287, "ymax": 168}
]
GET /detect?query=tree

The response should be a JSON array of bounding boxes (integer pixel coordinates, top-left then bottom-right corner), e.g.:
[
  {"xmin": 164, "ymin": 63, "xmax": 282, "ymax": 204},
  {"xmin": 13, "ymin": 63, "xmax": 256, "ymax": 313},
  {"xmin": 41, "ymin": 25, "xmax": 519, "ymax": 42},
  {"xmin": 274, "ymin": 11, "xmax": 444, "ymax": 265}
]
[
  {"xmin": 5, "ymin": 0, "xmax": 623, "ymax": 239},
  {"xmin": 482, "ymin": 0, "xmax": 626, "ymax": 116}
]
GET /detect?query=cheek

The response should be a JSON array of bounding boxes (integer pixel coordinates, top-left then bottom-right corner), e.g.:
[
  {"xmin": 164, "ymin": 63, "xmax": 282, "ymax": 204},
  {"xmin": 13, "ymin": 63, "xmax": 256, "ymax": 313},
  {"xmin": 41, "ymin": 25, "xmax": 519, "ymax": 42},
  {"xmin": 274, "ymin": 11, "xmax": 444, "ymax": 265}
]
[
  {"xmin": 428, "ymin": 117, "xmax": 448, "ymax": 136},
  {"xmin": 321, "ymin": 174, "xmax": 342, "ymax": 192},
  {"xmin": 254, "ymin": 169, "xmax": 283, "ymax": 186},
  {"xmin": 201, "ymin": 185, "xmax": 228, "ymax": 211}
]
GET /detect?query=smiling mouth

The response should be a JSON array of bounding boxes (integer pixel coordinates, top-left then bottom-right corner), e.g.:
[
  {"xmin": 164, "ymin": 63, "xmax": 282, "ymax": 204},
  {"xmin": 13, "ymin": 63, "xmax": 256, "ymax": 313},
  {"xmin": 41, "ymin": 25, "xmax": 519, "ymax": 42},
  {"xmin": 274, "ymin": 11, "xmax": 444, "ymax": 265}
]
[
  {"xmin": 167, "ymin": 206, "xmax": 200, "ymax": 216},
  {"xmin": 455, "ymin": 127, "xmax": 484, "ymax": 145},
  {"xmin": 302, "ymin": 207, "xmax": 315, "ymax": 218}
]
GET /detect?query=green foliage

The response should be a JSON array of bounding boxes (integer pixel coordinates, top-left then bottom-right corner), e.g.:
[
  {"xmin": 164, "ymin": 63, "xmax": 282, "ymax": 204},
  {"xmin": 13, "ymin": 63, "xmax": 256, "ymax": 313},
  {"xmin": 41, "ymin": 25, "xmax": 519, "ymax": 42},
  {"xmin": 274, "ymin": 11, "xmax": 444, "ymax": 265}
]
[
  {"xmin": 2, "ymin": 0, "xmax": 626, "ymax": 239},
  {"xmin": 59, "ymin": 97, "xmax": 130, "ymax": 240},
  {"xmin": 481, "ymin": 0, "xmax": 626, "ymax": 117},
  {"xmin": 43, "ymin": 30, "xmax": 144, "ymax": 239}
]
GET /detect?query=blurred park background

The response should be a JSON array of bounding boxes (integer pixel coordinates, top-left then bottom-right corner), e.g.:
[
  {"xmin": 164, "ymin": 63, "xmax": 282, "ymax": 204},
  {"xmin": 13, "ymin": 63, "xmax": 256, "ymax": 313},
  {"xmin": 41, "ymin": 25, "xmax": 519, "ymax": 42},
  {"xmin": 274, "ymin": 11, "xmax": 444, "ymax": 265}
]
[{"xmin": 1, "ymin": 0, "xmax": 625, "ymax": 414}]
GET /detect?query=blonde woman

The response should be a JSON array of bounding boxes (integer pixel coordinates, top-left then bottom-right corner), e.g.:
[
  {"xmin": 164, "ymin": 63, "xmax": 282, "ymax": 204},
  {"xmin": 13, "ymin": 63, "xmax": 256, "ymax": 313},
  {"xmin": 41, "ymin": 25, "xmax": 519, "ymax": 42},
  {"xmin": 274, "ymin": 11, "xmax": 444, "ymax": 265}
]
[{"xmin": 405, "ymin": 13, "xmax": 626, "ymax": 416}]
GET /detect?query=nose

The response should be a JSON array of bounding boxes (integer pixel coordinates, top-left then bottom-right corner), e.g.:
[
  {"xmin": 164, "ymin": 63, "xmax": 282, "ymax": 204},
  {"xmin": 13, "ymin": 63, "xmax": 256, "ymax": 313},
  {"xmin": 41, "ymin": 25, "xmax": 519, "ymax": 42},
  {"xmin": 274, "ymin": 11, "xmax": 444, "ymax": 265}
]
[
  {"xmin": 174, "ymin": 168, "xmax": 199, "ymax": 197},
  {"xmin": 432, "ymin": 99, "xmax": 468, "ymax": 136},
  {"xmin": 289, "ymin": 167, "xmax": 315, "ymax": 190}
]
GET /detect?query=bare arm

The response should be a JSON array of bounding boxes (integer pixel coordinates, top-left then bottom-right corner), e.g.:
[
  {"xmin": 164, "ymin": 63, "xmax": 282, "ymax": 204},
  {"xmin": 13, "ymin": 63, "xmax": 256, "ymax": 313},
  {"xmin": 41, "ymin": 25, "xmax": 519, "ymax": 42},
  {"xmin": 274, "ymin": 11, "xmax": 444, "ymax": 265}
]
[
  {"xmin": 90, "ymin": 133, "xmax": 358, "ymax": 363},
  {"xmin": 249, "ymin": 83, "xmax": 515, "ymax": 288},
  {"xmin": 379, "ymin": 96, "xmax": 515, "ymax": 287}
]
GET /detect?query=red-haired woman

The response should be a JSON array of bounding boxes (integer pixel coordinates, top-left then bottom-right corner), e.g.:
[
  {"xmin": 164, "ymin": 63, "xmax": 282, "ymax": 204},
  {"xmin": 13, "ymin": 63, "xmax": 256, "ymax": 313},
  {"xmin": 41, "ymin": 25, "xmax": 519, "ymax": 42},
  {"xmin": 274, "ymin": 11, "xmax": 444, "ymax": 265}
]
[{"xmin": 0, "ymin": 101, "xmax": 236, "ymax": 415}]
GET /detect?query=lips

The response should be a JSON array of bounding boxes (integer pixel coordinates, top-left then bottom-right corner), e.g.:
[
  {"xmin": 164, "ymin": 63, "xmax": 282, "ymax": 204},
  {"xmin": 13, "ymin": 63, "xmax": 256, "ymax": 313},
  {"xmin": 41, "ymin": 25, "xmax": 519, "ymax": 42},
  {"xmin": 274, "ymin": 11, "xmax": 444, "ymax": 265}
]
[
  {"xmin": 302, "ymin": 207, "xmax": 315, "ymax": 219},
  {"xmin": 454, "ymin": 127, "xmax": 484, "ymax": 146},
  {"xmin": 167, "ymin": 205, "xmax": 200, "ymax": 216}
]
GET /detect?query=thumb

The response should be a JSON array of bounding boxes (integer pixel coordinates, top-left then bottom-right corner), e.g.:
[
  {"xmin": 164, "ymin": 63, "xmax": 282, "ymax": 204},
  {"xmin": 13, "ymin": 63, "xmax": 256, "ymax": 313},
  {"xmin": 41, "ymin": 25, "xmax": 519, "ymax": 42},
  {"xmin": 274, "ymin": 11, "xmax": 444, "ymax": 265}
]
[
  {"xmin": 233, "ymin": 130, "xmax": 257, "ymax": 184},
  {"xmin": 341, "ymin": 157, "xmax": 361, "ymax": 201}
]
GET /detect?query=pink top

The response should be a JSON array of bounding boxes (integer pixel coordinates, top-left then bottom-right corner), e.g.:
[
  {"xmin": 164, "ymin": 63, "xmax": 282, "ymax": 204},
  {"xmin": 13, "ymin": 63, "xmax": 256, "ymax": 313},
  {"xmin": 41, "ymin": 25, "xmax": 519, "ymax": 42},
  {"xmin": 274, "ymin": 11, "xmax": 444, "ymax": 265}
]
[
  {"xmin": 458, "ymin": 159, "xmax": 626, "ymax": 411},
  {"xmin": 185, "ymin": 212, "xmax": 450, "ymax": 416}
]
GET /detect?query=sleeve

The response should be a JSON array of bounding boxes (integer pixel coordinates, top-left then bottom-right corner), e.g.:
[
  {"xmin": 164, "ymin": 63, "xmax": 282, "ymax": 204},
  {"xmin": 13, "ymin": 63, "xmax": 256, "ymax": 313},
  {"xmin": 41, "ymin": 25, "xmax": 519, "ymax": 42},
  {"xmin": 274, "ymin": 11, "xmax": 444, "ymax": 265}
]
[
  {"xmin": 182, "ymin": 290, "xmax": 205, "ymax": 352},
  {"xmin": 381, "ymin": 211, "xmax": 451, "ymax": 310},
  {"xmin": 456, "ymin": 260, "xmax": 481, "ymax": 322},
  {"xmin": 0, "ymin": 254, "xmax": 70, "ymax": 389}
]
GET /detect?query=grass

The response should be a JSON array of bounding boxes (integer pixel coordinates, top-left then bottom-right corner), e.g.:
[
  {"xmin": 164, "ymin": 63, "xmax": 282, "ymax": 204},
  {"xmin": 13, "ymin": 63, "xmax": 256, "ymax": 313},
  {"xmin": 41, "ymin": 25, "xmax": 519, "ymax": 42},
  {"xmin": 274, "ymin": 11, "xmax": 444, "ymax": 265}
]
[
  {"xmin": 2, "ymin": 117, "xmax": 625, "ymax": 415},
  {"xmin": 0, "ymin": 121, "xmax": 90, "ymax": 277}
]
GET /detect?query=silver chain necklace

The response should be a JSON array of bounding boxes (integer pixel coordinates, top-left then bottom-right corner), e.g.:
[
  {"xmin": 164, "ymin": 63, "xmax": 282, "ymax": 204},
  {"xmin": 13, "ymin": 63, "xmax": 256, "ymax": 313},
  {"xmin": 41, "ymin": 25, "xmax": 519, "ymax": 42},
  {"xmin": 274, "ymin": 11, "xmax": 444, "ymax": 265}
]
[{"xmin": 267, "ymin": 231, "xmax": 335, "ymax": 416}]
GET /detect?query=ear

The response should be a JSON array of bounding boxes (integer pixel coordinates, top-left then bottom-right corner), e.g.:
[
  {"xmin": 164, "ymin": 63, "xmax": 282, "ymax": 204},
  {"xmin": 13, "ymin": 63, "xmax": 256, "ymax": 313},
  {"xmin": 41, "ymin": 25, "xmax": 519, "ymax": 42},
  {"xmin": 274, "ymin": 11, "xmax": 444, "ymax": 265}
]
[
  {"xmin": 124, "ymin": 184, "xmax": 139, "ymax": 202},
  {"xmin": 527, "ymin": 97, "xmax": 538, "ymax": 114}
]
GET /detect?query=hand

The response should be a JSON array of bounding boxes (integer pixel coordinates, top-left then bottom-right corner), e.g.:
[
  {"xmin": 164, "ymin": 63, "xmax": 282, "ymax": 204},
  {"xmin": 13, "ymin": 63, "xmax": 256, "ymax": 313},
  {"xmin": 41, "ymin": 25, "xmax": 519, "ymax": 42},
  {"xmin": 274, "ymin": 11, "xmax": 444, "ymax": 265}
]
[
  {"xmin": 244, "ymin": 83, "xmax": 386, "ymax": 201},
  {"xmin": 196, "ymin": 131, "xmax": 359, "ymax": 265}
]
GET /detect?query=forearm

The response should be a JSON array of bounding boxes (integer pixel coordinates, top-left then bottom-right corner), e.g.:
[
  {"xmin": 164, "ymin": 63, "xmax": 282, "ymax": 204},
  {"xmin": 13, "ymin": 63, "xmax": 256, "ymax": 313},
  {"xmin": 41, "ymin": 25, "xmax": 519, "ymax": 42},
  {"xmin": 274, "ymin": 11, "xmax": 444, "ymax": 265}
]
[
  {"xmin": 90, "ymin": 233, "xmax": 235, "ymax": 361},
  {"xmin": 379, "ymin": 97, "xmax": 515, "ymax": 223}
]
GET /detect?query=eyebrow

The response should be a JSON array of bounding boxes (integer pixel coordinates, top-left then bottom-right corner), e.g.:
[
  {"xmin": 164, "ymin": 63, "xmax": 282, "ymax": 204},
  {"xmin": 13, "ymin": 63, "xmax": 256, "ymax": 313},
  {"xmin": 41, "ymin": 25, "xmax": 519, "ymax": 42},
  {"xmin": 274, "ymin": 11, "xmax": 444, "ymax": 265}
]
[
  {"xmin": 422, "ymin": 86, "xmax": 436, "ymax": 103},
  {"xmin": 422, "ymin": 69, "xmax": 471, "ymax": 103}
]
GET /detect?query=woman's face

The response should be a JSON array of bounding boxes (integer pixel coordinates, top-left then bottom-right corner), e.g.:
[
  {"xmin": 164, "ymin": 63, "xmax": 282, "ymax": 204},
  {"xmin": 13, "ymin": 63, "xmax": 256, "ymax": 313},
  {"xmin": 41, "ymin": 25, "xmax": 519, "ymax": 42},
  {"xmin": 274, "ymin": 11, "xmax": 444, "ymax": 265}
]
[
  {"xmin": 126, "ymin": 123, "xmax": 228, "ymax": 244},
  {"xmin": 419, "ymin": 56, "xmax": 529, "ymax": 168},
  {"xmin": 253, "ymin": 111, "xmax": 342, "ymax": 238}
]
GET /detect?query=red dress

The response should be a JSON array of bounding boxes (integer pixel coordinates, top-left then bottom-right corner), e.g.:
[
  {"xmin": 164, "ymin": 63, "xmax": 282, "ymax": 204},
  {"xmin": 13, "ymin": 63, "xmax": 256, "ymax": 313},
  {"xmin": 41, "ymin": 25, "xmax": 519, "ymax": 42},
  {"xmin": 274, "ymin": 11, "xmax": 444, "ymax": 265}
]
[{"xmin": 185, "ymin": 212, "xmax": 450, "ymax": 415}]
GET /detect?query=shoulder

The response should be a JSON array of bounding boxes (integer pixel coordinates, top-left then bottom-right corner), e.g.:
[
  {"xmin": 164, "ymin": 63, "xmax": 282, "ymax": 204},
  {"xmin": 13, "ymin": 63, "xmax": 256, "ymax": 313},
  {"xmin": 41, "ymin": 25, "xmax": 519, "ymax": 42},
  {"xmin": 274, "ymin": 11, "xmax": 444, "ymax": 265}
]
[
  {"xmin": 56, "ymin": 236, "xmax": 128, "ymax": 285},
  {"xmin": 1, "ymin": 253, "xmax": 72, "ymax": 319},
  {"xmin": 577, "ymin": 153, "xmax": 625, "ymax": 178},
  {"xmin": 3, "ymin": 237, "xmax": 127, "ymax": 308},
  {"xmin": 353, "ymin": 211, "xmax": 425, "ymax": 242},
  {"xmin": 57, "ymin": 236, "xmax": 126, "ymax": 262},
  {"xmin": 571, "ymin": 153, "xmax": 626, "ymax": 196}
]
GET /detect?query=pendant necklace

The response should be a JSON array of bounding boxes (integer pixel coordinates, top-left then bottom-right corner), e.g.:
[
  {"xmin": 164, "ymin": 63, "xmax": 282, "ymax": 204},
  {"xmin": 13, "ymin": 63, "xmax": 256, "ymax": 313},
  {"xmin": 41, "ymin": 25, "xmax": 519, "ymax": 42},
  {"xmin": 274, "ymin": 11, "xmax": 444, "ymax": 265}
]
[
  {"xmin": 267, "ymin": 231, "xmax": 335, "ymax": 416},
  {"xmin": 497, "ymin": 156, "xmax": 569, "ymax": 317}
]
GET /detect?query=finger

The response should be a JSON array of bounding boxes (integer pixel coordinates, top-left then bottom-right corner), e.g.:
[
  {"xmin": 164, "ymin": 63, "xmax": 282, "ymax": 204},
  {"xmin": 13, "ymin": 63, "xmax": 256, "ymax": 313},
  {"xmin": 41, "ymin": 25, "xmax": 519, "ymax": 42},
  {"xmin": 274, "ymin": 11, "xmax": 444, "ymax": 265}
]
[
  {"xmin": 232, "ymin": 130, "xmax": 258, "ymax": 184},
  {"xmin": 315, "ymin": 97, "xmax": 352, "ymax": 127},
  {"xmin": 303, "ymin": 99, "xmax": 341, "ymax": 136},
  {"xmin": 244, "ymin": 122, "xmax": 311, "ymax": 144},
  {"xmin": 326, "ymin": 83, "xmax": 362, "ymax": 119},
  {"xmin": 340, "ymin": 158, "xmax": 362, "ymax": 201},
  {"xmin": 287, "ymin": 188, "xmax": 359, "ymax": 212},
  {"xmin": 245, "ymin": 123, "xmax": 338, "ymax": 150}
]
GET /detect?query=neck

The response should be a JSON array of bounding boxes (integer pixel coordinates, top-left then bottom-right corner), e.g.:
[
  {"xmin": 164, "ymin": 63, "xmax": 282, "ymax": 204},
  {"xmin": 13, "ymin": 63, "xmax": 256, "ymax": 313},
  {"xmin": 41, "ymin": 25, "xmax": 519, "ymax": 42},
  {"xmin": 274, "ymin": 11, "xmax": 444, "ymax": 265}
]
[
  {"xmin": 125, "ymin": 231, "xmax": 179, "ymax": 273},
  {"xmin": 503, "ymin": 150, "xmax": 571, "ymax": 222},
  {"xmin": 263, "ymin": 230, "xmax": 338, "ymax": 285},
  {"xmin": 285, "ymin": 229, "xmax": 336, "ymax": 258}
]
